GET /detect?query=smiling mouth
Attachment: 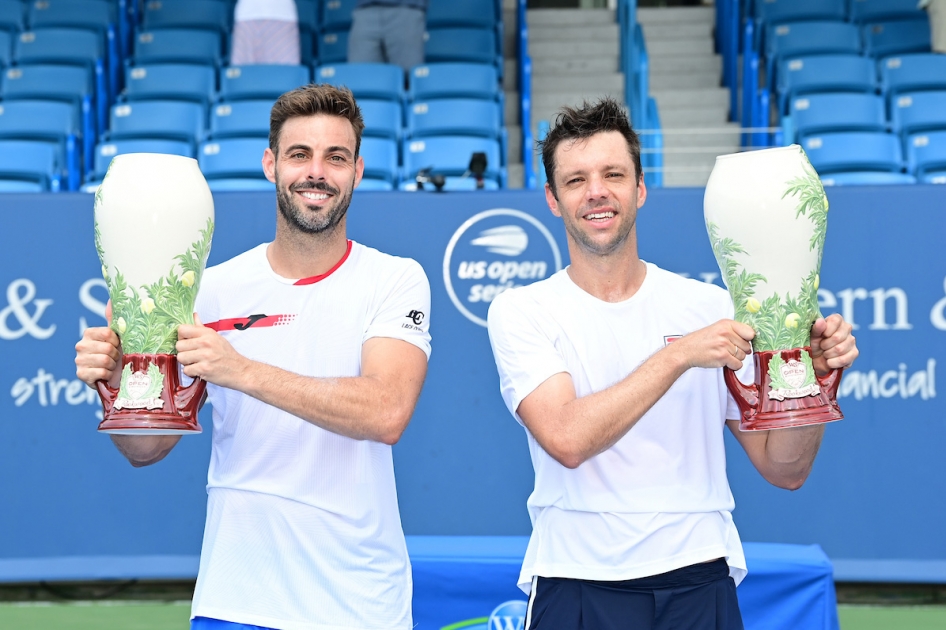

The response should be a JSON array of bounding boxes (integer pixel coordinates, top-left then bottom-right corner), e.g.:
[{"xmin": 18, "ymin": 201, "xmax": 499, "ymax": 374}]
[
  {"xmin": 298, "ymin": 190, "xmax": 331, "ymax": 201},
  {"xmin": 585, "ymin": 211, "xmax": 615, "ymax": 221}
]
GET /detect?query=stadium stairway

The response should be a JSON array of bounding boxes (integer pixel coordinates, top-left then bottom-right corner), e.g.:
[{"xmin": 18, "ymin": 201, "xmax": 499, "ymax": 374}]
[
  {"xmin": 527, "ymin": 7, "xmax": 626, "ymax": 171},
  {"xmin": 502, "ymin": 0, "xmax": 524, "ymax": 189},
  {"xmin": 640, "ymin": 5, "xmax": 739, "ymax": 187}
]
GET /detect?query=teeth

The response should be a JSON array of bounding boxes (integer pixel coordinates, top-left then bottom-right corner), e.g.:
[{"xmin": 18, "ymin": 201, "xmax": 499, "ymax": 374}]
[
  {"xmin": 587, "ymin": 212, "xmax": 614, "ymax": 219},
  {"xmin": 300, "ymin": 191, "xmax": 329, "ymax": 200}
]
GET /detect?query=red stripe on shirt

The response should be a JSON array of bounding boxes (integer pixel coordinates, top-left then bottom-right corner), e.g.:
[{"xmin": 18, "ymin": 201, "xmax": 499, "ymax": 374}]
[{"xmin": 294, "ymin": 240, "xmax": 353, "ymax": 285}]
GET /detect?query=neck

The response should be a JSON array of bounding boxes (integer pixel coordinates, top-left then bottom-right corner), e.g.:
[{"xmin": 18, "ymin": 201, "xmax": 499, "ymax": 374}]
[
  {"xmin": 565, "ymin": 234, "xmax": 646, "ymax": 303},
  {"xmin": 267, "ymin": 217, "xmax": 349, "ymax": 279}
]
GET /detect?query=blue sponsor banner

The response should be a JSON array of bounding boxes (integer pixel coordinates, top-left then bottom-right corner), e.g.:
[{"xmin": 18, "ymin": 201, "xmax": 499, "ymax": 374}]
[{"xmin": 0, "ymin": 186, "xmax": 944, "ymax": 583}]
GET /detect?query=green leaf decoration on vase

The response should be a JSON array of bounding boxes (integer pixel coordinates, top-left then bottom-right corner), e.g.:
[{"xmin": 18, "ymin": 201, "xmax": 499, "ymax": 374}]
[
  {"xmin": 95, "ymin": 217, "xmax": 214, "ymax": 355},
  {"xmin": 707, "ymin": 149, "xmax": 830, "ymax": 352}
]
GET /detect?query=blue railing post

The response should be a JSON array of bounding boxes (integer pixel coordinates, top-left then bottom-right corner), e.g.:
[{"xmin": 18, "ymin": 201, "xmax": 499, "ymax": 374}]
[
  {"xmin": 754, "ymin": 87, "xmax": 770, "ymax": 148},
  {"xmin": 741, "ymin": 20, "xmax": 754, "ymax": 146},
  {"xmin": 517, "ymin": 0, "xmax": 535, "ymax": 189}
]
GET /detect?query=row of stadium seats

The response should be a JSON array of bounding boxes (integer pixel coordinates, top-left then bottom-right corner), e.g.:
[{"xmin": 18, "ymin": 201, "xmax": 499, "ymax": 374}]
[
  {"xmin": 802, "ymin": 129, "xmax": 946, "ymax": 184},
  {"xmin": 750, "ymin": 0, "xmax": 929, "ymax": 26}
]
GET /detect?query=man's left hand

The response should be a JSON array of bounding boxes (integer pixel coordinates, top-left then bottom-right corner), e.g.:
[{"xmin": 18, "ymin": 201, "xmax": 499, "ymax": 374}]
[
  {"xmin": 177, "ymin": 314, "xmax": 248, "ymax": 389},
  {"xmin": 810, "ymin": 313, "xmax": 858, "ymax": 376}
]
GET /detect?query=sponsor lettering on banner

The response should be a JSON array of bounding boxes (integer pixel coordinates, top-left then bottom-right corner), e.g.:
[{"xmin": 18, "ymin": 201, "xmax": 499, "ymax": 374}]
[{"xmin": 443, "ymin": 209, "xmax": 562, "ymax": 327}]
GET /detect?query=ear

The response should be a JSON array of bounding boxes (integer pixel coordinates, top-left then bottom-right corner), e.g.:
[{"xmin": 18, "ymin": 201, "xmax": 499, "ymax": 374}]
[
  {"xmin": 636, "ymin": 176, "xmax": 647, "ymax": 209},
  {"xmin": 545, "ymin": 182, "xmax": 562, "ymax": 217},
  {"xmin": 354, "ymin": 154, "xmax": 364, "ymax": 188},
  {"xmin": 262, "ymin": 147, "xmax": 276, "ymax": 183}
]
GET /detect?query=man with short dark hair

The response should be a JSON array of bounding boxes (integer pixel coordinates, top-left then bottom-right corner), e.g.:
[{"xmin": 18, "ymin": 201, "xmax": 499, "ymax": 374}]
[
  {"xmin": 487, "ymin": 98, "xmax": 858, "ymax": 629},
  {"xmin": 76, "ymin": 84, "xmax": 431, "ymax": 630}
]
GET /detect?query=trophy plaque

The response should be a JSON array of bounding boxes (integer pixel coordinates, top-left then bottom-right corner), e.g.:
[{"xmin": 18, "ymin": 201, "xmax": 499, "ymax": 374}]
[
  {"xmin": 704, "ymin": 145, "xmax": 843, "ymax": 431},
  {"xmin": 93, "ymin": 153, "xmax": 214, "ymax": 434}
]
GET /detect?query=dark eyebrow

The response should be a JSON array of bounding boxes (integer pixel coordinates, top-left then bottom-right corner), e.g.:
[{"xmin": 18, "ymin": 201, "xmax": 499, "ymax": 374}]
[
  {"xmin": 326, "ymin": 145, "xmax": 354, "ymax": 159},
  {"xmin": 283, "ymin": 143, "xmax": 311, "ymax": 156}
]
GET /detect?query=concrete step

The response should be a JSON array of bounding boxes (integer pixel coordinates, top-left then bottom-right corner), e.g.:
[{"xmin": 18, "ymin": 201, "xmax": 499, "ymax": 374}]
[
  {"xmin": 661, "ymin": 125, "xmax": 741, "ymax": 148},
  {"xmin": 647, "ymin": 37, "xmax": 715, "ymax": 57},
  {"xmin": 649, "ymin": 54, "xmax": 721, "ymax": 76},
  {"xmin": 650, "ymin": 71, "xmax": 720, "ymax": 90},
  {"xmin": 637, "ymin": 6, "xmax": 714, "ymax": 26},
  {"xmin": 531, "ymin": 55, "xmax": 619, "ymax": 75},
  {"xmin": 652, "ymin": 87, "xmax": 729, "ymax": 110},
  {"xmin": 662, "ymin": 167, "xmax": 714, "ymax": 188},
  {"xmin": 507, "ymin": 162, "xmax": 525, "ymax": 189},
  {"xmin": 530, "ymin": 23, "xmax": 619, "ymax": 42},
  {"xmin": 529, "ymin": 38, "xmax": 619, "ymax": 58},
  {"xmin": 659, "ymin": 106, "xmax": 733, "ymax": 128},
  {"xmin": 503, "ymin": 59, "xmax": 517, "ymax": 90},
  {"xmin": 504, "ymin": 93, "xmax": 519, "ymax": 126},
  {"xmin": 533, "ymin": 73, "xmax": 624, "ymax": 94},
  {"xmin": 527, "ymin": 8, "xmax": 616, "ymax": 27},
  {"xmin": 507, "ymin": 124, "xmax": 522, "ymax": 164},
  {"xmin": 642, "ymin": 21, "xmax": 712, "ymax": 42},
  {"xmin": 532, "ymin": 93, "xmax": 625, "ymax": 129}
]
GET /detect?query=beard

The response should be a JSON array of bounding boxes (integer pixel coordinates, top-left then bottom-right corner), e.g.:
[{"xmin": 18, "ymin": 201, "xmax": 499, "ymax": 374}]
[
  {"xmin": 275, "ymin": 175, "xmax": 354, "ymax": 235},
  {"xmin": 563, "ymin": 200, "xmax": 634, "ymax": 256}
]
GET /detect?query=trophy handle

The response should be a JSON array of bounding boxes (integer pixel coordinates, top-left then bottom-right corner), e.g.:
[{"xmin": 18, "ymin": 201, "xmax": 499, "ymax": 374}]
[
  {"xmin": 175, "ymin": 375, "xmax": 207, "ymax": 415},
  {"xmin": 95, "ymin": 379, "xmax": 118, "ymax": 416},
  {"xmin": 724, "ymin": 366, "xmax": 758, "ymax": 410},
  {"xmin": 816, "ymin": 366, "xmax": 844, "ymax": 404}
]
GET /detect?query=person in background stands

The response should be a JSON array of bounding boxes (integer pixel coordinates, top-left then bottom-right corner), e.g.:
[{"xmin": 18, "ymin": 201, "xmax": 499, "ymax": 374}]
[
  {"xmin": 348, "ymin": 0, "xmax": 427, "ymax": 74},
  {"xmin": 75, "ymin": 84, "xmax": 431, "ymax": 630},
  {"xmin": 230, "ymin": 0, "xmax": 301, "ymax": 66}
]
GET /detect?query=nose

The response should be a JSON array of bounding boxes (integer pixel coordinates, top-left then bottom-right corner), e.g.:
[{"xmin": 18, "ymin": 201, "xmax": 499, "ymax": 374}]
[
  {"xmin": 305, "ymin": 158, "xmax": 326, "ymax": 181},
  {"xmin": 585, "ymin": 173, "xmax": 610, "ymax": 200}
]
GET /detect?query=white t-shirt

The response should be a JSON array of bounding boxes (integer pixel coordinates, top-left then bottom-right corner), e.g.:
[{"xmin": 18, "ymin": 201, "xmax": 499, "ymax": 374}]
[
  {"xmin": 234, "ymin": 0, "xmax": 298, "ymax": 23},
  {"xmin": 487, "ymin": 263, "xmax": 751, "ymax": 594},
  {"xmin": 190, "ymin": 241, "xmax": 431, "ymax": 630}
]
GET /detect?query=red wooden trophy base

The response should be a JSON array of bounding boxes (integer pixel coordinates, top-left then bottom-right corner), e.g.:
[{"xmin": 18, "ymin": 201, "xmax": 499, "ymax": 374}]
[
  {"xmin": 96, "ymin": 354, "xmax": 205, "ymax": 435},
  {"xmin": 725, "ymin": 347, "xmax": 844, "ymax": 432}
]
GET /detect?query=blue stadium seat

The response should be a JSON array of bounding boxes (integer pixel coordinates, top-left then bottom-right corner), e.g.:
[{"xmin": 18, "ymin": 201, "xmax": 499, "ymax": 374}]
[
  {"xmin": 123, "ymin": 63, "xmax": 216, "ymax": 106},
  {"xmin": 426, "ymin": 0, "xmax": 499, "ymax": 29},
  {"xmin": 764, "ymin": 21, "xmax": 861, "ymax": 89},
  {"xmin": 0, "ymin": 30, "xmax": 11, "ymax": 68},
  {"xmin": 881, "ymin": 54, "xmax": 946, "ymax": 101},
  {"xmin": 199, "ymin": 137, "xmax": 269, "ymax": 181},
  {"xmin": 789, "ymin": 93, "xmax": 887, "ymax": 143},
  {"xmin": 219, "ymin": 65, "xmax": 310, "ymax": 102},
  {"xmin": 409, "ymin": 62, "xmax": 500, "ymax": 101},
  {"xmin": 134, "ymin": 29, "xmax": 222, "ymax": 66},
  {"xmin": 776, "ymin": 54, "xmax": 877, "ymax": 114},
  {"xmin": 14, "ymin": 28, "xmax": 107, "ymax": 129},
  {"xmin": 892, "ymin": 91, "xmax": 946, "ymax": 136},
  {"xmin": 85, "ymin": 138, "xmax": 194, "ymax": 184},
  {"xmin": 0, "ymin": 1, "xmax": 24, "ymax": 36},
  {"xmin": 296, "ymin": 0, "xmax": 319, "ymax": 65},
  {"xmin": 863, "ymin": 19, "xmax": 931, "ymax": 57},
  {"xmin": 850, "ymin": 0, "xmax": 926, "ymax": 23},
  {"xmin": 803, "ymin": 131, "xmax": 903, "ymax": 174},
  {"xmin": 407, "ymin": 98, "xmax": 502, "ymax": 140},
  {"xmin": 425, "ymin": 28, "xmax": 501, "ymax": 68},
  {"xmin": 0, "ymin": 139, "xmax": 61, "ymax": 190},
  {"xmin": 359, "ymin": 136, "xmax": 399, "ymax": 184},
  {"xmin": 0, "ymin": 99, "xmax": 80, "ymax": 189},
  {"xmin": 1, "ymin": 64, "xmax": 96, "ymax": 167},
  {"xmin": 820, "ymin": 171, "xmax": 917, "ymax": 185},
  {"xmin": 106, "ymin": 100, "xmax": 206, "ymax": 147},
  {"xmin": 322, "ymin": 0, "xmax": 357, "ymax": 32},
  {"xmin": 315, "ymin": 63, "xmax": 404, "ymax": 101},
  {"xmin": 357, "ymin": 178, "xmax": 394, "ymax": 191},
  {"xmin": 141, "ymin": 0, "xmax": 230, "ymax": 41},
  {"xmin": 209, "ymin": 100, "xmax": 272, "ymax": 140},
  {"xmin": 27, "ymin": 0, "xmax": 120, "ymax": 101},
  {"xmin": 403, "ymin": 135, "xmax": 504, "ymax": 186},
  {"xmin": 907, "ymin": 131, "xmax": 946, "ymax": 179},
  {"xmin": 359, "ymin": 99, "xmax": 402, "ymax": 140},
  {"xmin": 319, "ymin": 30, "xmax": 349, "ymax": 64}
]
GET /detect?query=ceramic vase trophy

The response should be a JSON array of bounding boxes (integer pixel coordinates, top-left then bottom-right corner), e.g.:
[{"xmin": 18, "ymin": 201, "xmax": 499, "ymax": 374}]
[
  {"xmin": 93, "ymin": 153, "xmax": 214, "ymax": 434},
  {"xmin": 704, "ymin": 145, "xmax": 843, "ymax": 431}
]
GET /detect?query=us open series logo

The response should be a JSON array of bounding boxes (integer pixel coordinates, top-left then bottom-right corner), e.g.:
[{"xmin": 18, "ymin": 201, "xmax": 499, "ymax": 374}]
[{"xmin": 443, "ymin": 209, "xmax": 563, "ymax": 327}]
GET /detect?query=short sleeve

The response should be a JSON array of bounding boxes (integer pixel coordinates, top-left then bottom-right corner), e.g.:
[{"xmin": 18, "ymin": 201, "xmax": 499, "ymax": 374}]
[
  {"xmin": 364, "ymin": 259, "xmax": 432, "ymax": 360},
  {"xmin": 487, "ymin": 290, "xmax": 569, "ymax": 425}
]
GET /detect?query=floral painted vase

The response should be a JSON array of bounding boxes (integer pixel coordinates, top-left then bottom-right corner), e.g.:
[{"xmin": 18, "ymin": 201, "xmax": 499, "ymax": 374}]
[
  {"xmin": 93, "ymin": 153, "xmax": 214, "ymax": 434},
  {"xmin": 704, "ymin": 145, "xmax": 843, "ymax": 431}
]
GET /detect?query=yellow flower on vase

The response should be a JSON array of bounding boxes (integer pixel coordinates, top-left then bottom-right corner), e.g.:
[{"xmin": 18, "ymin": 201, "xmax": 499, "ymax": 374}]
[
  {"xmin": 116, "ymin": 317, "xmax": 126, "ymax": 335},
  {"xmin": 745, "ymin": 297, "xmax": 761, "ymax": 313},
  {"xmin": 101, "ymin": 264, "xmax": 109, "ymax": 280},
  {"xmin": 813, "ymin": 274, "xmax": 820, "ymax": 290},
  {"xmin": 141, "ymin": 297, "xmax": 156, "ymax": 314},
  {"xmin": 180, "ymin": 270, "xmax": 195, "ymax": 287},
  {"xmin": 785, "ymin": 312, "xmax": 800, "ymax": 328}
]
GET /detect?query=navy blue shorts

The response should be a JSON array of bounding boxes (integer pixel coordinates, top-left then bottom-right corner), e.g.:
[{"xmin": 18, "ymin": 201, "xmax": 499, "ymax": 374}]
[{"xmin": 526, "ymin": 559, "xmax": 744, "ymax": 630}]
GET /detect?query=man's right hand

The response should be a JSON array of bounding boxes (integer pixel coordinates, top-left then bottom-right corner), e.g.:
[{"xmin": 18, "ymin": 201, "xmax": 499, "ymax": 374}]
[{"xmin": 75, "ymin": 326, "xmax": 122, "ymax": 389}]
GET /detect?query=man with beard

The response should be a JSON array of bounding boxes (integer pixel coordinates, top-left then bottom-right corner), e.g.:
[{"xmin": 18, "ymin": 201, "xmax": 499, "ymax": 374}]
[
  {"xmin": 486, "ymin": 98, "xmax": 858, "ymax": 629},
  {"xmin": 75, "ymin": 84, "xmax": 431, "ymax": 630}
]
